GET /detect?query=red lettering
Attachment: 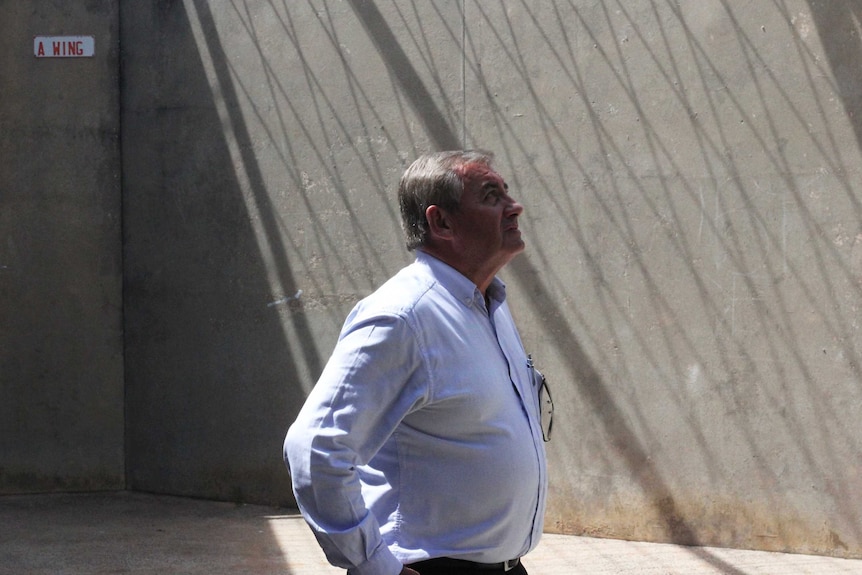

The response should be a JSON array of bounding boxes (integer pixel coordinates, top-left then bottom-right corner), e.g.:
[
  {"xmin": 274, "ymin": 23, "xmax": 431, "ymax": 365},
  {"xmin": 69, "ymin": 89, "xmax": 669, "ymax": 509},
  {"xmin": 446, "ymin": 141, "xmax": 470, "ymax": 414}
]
[{"xmin": 37, "ymin": 37, "xmax": 92, "ymax": 58}]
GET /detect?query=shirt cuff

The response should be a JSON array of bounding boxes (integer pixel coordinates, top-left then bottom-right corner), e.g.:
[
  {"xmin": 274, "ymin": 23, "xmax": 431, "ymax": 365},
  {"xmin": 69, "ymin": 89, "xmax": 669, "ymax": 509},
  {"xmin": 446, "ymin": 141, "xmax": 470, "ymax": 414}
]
[{"xmin": 346, "ymin": 543, "xmax": 404, "ymax": 575}]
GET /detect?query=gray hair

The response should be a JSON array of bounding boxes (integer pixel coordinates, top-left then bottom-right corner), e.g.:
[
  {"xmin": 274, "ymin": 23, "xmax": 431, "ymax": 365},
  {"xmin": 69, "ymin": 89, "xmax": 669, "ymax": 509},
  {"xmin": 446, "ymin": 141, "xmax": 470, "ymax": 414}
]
[{"xmin": 398, "ymin": 150, "xmax": 494, "ymax": 251}]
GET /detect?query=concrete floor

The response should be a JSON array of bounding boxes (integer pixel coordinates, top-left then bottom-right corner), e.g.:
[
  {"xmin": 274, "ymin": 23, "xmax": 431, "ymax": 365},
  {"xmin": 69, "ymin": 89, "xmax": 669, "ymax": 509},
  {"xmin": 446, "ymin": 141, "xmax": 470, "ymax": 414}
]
[{"xmin": 2, "ymin": 492, "xmax": 861, "ymax": 574}]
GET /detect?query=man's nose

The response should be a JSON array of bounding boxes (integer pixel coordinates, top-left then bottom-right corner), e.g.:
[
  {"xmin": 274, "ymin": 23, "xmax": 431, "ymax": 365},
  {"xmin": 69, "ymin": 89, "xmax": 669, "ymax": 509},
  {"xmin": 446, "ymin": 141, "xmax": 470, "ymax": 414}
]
[{"xmin": 506, "ymin": 196, "xmax": 524, "ymax": 216}]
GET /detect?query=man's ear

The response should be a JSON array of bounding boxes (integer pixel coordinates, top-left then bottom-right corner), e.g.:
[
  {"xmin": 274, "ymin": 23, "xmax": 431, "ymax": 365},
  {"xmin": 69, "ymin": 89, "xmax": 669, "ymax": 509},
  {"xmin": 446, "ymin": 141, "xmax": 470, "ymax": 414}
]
[{"xmin": 425, "ymin": 205, "xmax": 454, "ymax": 240}]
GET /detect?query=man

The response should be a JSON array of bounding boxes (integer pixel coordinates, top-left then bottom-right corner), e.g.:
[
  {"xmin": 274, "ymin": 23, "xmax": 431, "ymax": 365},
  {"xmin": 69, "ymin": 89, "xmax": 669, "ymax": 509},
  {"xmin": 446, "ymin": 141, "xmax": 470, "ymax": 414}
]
[{"xmin": 284, "ymin": 150, "xmax": 548, "ymax": 575}]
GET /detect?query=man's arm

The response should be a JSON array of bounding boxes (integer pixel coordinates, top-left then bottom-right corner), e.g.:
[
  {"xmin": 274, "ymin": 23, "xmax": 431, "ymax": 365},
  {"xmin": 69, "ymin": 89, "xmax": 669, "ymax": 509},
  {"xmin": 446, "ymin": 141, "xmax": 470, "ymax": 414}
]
[{"xmin": 284, "ymin": 315, "xmax": 426, "ymax": 575}]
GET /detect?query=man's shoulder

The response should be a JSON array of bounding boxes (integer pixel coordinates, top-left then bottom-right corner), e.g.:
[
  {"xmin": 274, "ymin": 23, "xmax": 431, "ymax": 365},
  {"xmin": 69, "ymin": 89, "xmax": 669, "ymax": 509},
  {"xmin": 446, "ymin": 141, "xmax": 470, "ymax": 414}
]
[
  {"xmin": 353, "ymin": 259, "xmax": 470, "ymax": 325},
  {"xmin": 362, "ymin": 262, "xmax": 438, "ymax": 314}
]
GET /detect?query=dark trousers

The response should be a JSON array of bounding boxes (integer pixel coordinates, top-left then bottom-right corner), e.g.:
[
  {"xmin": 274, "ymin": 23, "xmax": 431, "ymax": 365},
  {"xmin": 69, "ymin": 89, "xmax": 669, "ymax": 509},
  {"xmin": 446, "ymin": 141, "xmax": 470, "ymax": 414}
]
[{"xmin": 407, "ymin": 558, "xmax": 528, "ymax": 575}]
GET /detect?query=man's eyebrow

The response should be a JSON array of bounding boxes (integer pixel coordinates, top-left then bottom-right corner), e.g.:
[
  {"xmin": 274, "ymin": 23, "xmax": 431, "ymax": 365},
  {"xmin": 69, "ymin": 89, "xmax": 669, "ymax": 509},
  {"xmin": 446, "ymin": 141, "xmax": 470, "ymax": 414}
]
[{"xmin": 482, "ymin": 180, "xmax": 509, "ymax": 190}]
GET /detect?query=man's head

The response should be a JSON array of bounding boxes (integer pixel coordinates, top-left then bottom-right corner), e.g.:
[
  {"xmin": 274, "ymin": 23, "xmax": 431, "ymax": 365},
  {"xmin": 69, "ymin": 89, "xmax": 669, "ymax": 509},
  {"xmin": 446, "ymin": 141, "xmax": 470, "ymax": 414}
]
[
  {"xmin": 398, "ymin": 150, "xmax": 525, "ymax": 289},
  {"xmin": 398, "ymin": 150, "xmax": 490, "ymax": 251}
]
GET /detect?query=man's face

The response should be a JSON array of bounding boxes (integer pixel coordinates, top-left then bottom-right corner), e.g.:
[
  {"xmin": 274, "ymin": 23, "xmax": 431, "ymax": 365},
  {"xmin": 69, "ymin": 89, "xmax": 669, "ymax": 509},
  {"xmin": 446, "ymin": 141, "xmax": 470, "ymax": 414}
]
[{"xmin": 448, "ymin": 162, "xmax": 525, "ymax": 271}]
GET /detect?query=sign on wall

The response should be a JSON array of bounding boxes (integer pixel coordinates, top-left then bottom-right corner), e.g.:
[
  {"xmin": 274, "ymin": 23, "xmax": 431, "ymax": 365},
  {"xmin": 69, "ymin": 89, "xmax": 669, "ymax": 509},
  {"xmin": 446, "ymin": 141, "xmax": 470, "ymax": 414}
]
[{"xmin": 34, "ymin": 36, "xmax": 94, "ymax": 58}]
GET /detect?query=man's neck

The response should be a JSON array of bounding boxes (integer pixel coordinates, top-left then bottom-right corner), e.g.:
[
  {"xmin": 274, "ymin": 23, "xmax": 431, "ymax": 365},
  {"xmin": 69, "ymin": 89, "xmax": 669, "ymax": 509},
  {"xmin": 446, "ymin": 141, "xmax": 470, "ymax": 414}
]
[{"xmin": 418, "ymin": 247, "xmax": 500, "ymax": 296}]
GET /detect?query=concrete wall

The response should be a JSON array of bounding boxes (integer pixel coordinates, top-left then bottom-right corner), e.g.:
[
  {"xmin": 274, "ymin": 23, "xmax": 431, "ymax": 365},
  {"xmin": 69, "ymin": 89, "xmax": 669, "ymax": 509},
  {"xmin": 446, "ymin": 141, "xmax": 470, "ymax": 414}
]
[
  {"xmin": 4, "ymin": 0, "xmax": 860, "ymax": 560},
  {"xmin": 501, "ymin": 2, "xmax": 862, "ymax": 559},
  {"xmin": 0, "ymin": 2, "xmax": 123, "ymax": 491}
]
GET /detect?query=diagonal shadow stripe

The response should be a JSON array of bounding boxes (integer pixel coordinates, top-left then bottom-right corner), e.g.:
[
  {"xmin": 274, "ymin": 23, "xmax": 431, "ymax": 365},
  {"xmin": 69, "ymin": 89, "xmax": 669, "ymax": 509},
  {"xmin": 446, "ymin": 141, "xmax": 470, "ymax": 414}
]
[
  {"xmin": 347, "ymin": 0, "xmax": 461, "ymax": 150},
  {"xmin": 191, "ymin": 0, "xmax": 323, "ymax": 378},
  {"xmin": 510, "ymin": 255, "xmax": 751, "ymax": 575}
]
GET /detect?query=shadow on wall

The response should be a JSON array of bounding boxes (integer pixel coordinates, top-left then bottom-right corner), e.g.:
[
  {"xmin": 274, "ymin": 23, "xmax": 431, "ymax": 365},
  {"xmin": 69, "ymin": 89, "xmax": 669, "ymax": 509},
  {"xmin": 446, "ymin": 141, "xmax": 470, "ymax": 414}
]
[
  {"xmin": 122, "ymin": 0, "xmax": 862, "ymax": 564},
  {"xmin": 482, "ymin": 2, "xmax": 862, "ymax": 554},
  {"xmin": 123, "ymin": 0, "xmax": 450, "ymax": 507},
  {"xmin": 810, "ymin": 0, "xmax": 862, "ymax": 147},
  {"xmin": 347, "ymin": 0, "xmax": 862, "ymax": 562},
  {"xmin": 122, "ymin": 0, "xmax": 315, "ymax": 506},
  {"xmin": 465, "ymin": 0, "xmax": 862, "ymax": 558},
  {"xmin": 348, "ymin": 0, "xmax": 461, "ymax": 149}
]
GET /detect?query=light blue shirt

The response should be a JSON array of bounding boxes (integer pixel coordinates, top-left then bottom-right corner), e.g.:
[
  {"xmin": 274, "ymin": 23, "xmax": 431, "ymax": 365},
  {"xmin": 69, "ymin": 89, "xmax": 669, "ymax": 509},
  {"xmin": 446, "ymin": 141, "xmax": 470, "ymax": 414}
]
[{"xmin": 284, "ymin": 251, "xmax": 548, "ymax": 575}]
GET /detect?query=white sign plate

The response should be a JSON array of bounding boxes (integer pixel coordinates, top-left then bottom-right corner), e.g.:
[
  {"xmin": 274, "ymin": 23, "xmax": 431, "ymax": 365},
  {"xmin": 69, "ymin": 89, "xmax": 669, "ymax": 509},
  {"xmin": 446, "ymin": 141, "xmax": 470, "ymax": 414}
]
[{"xmin": 34, "ymin": 36, "xmax": 94, "ymax": 58}]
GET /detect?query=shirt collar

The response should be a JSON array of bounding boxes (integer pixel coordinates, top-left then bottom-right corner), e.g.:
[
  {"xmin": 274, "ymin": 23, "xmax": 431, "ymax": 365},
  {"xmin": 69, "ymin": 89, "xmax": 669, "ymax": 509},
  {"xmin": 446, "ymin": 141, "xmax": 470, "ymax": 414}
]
[{"xmin": 415, "ymin": 250, "xmax": 507, "ymax": 308}]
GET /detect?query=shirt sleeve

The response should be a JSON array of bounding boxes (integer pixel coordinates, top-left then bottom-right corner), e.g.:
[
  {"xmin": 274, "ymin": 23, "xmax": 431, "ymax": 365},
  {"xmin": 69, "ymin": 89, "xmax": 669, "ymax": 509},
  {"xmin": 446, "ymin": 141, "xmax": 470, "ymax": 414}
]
[{"xmin": 283, "ymin": 313, "xmax": 426, "ymax": 575}]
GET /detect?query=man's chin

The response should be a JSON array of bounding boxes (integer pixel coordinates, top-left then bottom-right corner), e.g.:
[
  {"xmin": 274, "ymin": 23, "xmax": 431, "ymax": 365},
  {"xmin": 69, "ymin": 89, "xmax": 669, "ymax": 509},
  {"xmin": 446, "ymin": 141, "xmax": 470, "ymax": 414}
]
[
  {"xmin": 502, "ymin": 241, "xmax": 526, "ymax": 264},
  {"xmin": 510, "ymin": 237, "xmax": 526, "ymax": 254}
]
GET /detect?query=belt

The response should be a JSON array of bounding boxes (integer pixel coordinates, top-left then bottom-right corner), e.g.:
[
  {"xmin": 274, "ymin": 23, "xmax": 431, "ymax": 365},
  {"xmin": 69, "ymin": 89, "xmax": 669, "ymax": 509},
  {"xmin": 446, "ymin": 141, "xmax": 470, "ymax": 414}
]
[{"xmin": 410, "ymin": 556, "xmax": 521, "ymax": 572}]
